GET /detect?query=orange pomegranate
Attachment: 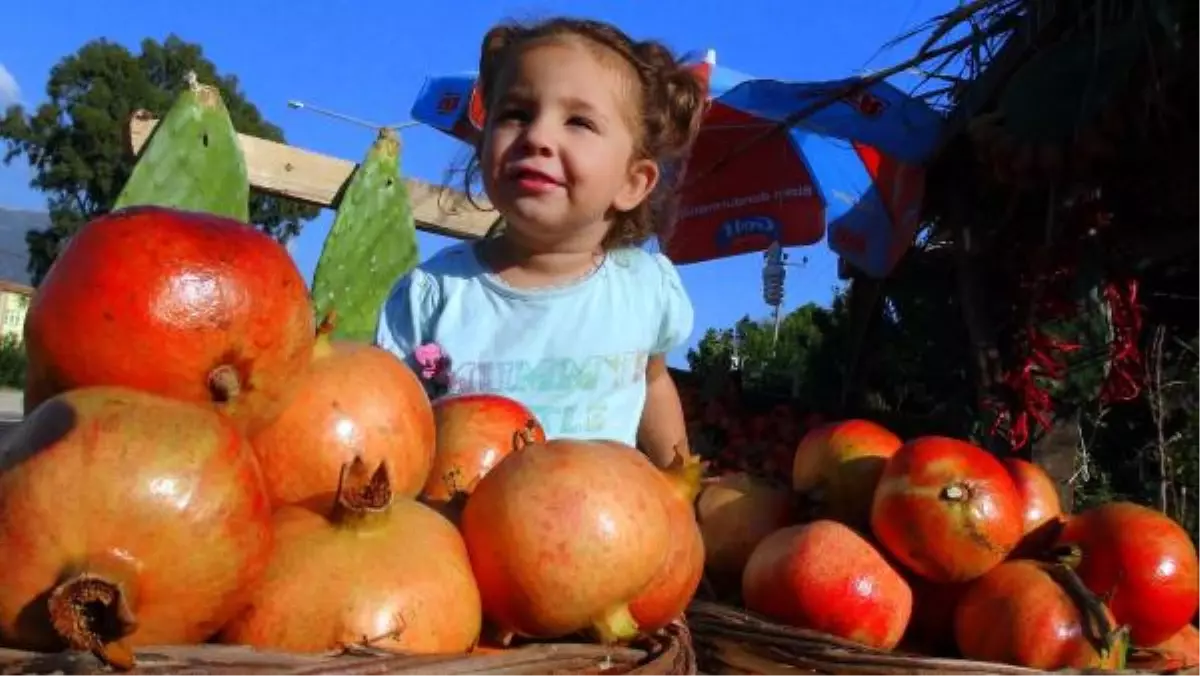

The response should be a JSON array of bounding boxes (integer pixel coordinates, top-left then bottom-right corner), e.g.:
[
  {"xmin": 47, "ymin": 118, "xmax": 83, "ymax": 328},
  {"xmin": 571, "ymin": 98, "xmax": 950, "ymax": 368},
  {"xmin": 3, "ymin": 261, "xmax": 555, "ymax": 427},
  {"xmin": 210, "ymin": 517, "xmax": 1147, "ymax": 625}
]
[
  {"xmin": 251, "ymin": 320, "xmax": 435, "ymax": 508},
  {"xmin": 1002, "ymin": 458, "xmax": 1064, "ymax": 557},
  {"xmin": 220, "ymin": 459, "xmax": 481, "ymax": 654},
  {"xmin": 0, "ymin": 387, "xmax": 273, "ymax": 668},
  {"xmin": 461, "ymin": 439, "xmax": 672, "ymax": 643},
  {"xmin": 23, "ymin": 206, "xmax": 315, "ymax": 432},
  {"xmin": 743, "ymin": 521, "xmax": 912, "ymax": 650},
  {"xmin": 792, "ymin": 419, "xmax": 902, "ymax": 529},
  {"xmin": 870, "ymin": 436, "xmax": 1023, "ymax": 582},
  {"xmin": 955, "ymin": 559, "xmax": 1127, "ymax": 670},
  {"xmin": 421, "ymin": 393, "xmax": 545, "ymax": 511},
  {"xmin": 696, "ymin": 472, "xmax": 794, "ymax": 584},
  {"xmin": 1057, "ymin": 501, "xmax": 1199, "ymax": 646},
  {"xmin": 629, "ymin": 455, "xmax": 706, "ymax": 633}
]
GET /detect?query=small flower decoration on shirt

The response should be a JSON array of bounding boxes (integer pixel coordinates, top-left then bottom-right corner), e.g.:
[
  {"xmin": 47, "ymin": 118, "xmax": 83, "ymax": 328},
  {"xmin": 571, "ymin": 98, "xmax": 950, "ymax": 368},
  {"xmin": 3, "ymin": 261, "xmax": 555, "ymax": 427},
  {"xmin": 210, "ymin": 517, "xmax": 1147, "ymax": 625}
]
[{"xmin": 413, "ymin": 342, "xmax": 452, "ymax": 397}]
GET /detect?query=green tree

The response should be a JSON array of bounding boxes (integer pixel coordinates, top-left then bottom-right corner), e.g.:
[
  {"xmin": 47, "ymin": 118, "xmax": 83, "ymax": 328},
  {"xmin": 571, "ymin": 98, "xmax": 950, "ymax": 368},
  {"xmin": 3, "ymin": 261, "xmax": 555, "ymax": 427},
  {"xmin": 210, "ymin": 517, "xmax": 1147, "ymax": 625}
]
[
  {"xmin": 687, "ymin": 300, "xmax": 851, "ymax": 404},
  {"xmin": 686, "ymin": 259, "xmax": 977, "ymax": 440},
  {"xmin": 686, "ymin": 327, "xmax": 734, "ymax": 377},
  {"xmin": 0, "ymin": 334, "xmax": 26, "ymax": 389},
  {"xmin": 0, "ymin": 35, "xmax": 320, "ymax": 285}
]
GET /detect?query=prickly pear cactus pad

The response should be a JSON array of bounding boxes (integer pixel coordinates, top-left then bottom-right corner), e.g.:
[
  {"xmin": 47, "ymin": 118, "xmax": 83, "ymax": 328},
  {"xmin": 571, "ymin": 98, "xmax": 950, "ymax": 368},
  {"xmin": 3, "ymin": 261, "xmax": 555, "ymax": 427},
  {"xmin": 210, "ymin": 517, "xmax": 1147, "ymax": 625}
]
[
  {"xmin": 311, "ymin": 128, "xmax": 419, "ymax": 343},
  {"xmin": 114, "ymin": 72, "xmax": 250, "ymax": 222}
]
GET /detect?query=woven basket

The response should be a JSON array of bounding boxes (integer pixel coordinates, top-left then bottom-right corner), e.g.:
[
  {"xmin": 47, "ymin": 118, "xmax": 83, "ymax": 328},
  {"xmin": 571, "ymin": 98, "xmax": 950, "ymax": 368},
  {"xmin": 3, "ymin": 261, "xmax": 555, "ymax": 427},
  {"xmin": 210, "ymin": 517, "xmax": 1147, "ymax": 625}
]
[
  {"xmin": 0, "ymin": 620, "xmax": 696, "ymax": 675},
  {"xmin": 686, "ymin": 601, "xmax": 1167, "ymax": 675}
]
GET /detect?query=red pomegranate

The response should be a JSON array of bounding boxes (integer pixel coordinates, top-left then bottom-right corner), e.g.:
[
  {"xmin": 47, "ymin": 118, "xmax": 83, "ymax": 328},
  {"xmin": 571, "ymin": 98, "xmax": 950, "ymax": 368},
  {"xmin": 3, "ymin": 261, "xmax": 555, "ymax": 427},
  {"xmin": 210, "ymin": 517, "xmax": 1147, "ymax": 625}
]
[
  {"xmin": 1131, "ymin": 624, "xmax": 1199, "ymax": 673},
  {"xmin": 902, "ymin": 577, "xmax": 968, "ymax": 656},
  {"xmin": 0, "ymin": 387, "xmax": 273, "ymax": 668},
  {"xmin": 460, "ymin": 439, "xmax": 672, "ymax": 643},
  {"xmin": 220, "ymin": 459, "xmax": 481, "ymax": 654},
  {"xmin": 792, "ymin": 419, "xmax": 902, "ymax": 529},
  {"xmin": 23, "ymin": 206, "xmax": 315, "ymax": 432},
  {"xmin": 421, "ymin": 393, "xmax": 545, "ymax": 512},
  {"xmin": 955, "ymin": 559, "xmax": 1127, "ymax": 670},
  {"xmin": 1002, "ymin": 458, "xmax": 1064, "ymax": 557},
  {"xmin": 742, "ymin": 521, "xmax": 912, "ymax": 650},
  {"xmin": 870, "ymin": 436, "xmax": 1023, "ymax": 582},
  {"xmin": 628, "ymin": 454, "xmax": 706, "ymax": 632},
  {"xmin": 696, "ymin": 472, "xmax": 794, "ymax": 585},
  {"xmin": 1056, "ymin": 501, "xmax": 1199, "ymax": 646},
  {"xmin": 251, "ymin": 320, "xmax": 435, "ymax": 508}
]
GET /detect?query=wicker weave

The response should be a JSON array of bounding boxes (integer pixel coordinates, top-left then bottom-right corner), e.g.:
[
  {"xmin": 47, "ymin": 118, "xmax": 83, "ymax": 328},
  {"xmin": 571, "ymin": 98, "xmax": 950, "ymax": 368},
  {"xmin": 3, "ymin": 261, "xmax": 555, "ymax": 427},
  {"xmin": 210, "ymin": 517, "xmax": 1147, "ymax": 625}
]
[
  {"xmin": 0, "ymin": 621, "xmax": 696, "ymax": 675},
  {"xmin": 686, "ymin": 600, "xmax": 1166, "ymax": 676}
]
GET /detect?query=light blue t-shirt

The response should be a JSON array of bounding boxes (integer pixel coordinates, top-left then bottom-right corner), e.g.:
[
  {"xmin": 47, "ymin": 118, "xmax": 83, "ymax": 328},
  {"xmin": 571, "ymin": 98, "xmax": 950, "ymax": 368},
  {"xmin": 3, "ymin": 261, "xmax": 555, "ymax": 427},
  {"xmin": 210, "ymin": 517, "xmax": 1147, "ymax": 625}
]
[{"xmin": 375, "ymin": 241, "xmax": 694, "ymax": 446}]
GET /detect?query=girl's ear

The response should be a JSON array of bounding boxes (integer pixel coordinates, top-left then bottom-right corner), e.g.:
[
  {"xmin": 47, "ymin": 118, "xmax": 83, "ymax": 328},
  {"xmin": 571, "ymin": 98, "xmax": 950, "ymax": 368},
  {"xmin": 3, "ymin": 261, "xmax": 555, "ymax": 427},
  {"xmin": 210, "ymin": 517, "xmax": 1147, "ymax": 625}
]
[{"xmin": 613, "ymin": 158, "xmax": 660, "ymax": 212}]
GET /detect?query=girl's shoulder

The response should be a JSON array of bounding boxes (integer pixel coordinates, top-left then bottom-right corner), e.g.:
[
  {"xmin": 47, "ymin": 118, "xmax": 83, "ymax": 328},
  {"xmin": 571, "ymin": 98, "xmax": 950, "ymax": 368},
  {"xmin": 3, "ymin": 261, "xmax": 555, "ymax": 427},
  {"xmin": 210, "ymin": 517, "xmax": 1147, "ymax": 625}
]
[
  {"xmin": 418, "ymin": 241, "xmax": 486, "ymax": 278},
  {"xmin": 604, "ymin": 246, "xmax": 684, "ymax": 286},
  {"xmin": 604, "ymin": 246, "xmax": 693, "ymax": 355},
  {"xmin": 385, "ymin": 241, "xmax": 486, "ymax": 311}
]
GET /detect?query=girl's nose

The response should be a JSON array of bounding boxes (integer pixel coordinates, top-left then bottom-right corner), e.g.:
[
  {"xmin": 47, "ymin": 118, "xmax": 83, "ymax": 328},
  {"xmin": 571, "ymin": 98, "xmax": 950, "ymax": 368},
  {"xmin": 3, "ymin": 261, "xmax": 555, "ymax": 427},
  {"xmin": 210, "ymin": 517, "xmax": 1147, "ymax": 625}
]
[{"xmin": 520, "ymin": 119, "xmax": 554, "ymax": 156}]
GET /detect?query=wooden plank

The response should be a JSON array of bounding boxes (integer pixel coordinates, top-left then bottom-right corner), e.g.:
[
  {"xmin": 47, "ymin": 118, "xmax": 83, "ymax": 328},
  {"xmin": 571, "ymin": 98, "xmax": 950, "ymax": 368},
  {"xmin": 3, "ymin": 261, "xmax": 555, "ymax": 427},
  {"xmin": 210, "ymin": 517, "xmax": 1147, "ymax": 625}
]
[{"xmin": 127, "ymin": 112, "xmax": 495, "ymax": 241}]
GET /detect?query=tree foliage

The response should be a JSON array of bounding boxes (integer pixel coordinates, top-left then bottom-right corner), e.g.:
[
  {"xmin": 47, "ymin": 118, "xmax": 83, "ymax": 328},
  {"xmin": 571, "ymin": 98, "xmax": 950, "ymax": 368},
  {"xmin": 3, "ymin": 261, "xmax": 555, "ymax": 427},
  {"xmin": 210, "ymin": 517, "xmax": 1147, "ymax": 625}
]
[
  {"xmin": 687, "ymin": 252, "xmax": 977, "ymax": 441},
  {"xmin": 0, "ymin": 35, "xmax": 320, "ymax": 285},
  {"xmin": 0, "ymin": 334, "xmax": 26, "ymax": 389},
  {"xmin": 687, "ymin": 302, "xmax": 847, "ymax": 404}
]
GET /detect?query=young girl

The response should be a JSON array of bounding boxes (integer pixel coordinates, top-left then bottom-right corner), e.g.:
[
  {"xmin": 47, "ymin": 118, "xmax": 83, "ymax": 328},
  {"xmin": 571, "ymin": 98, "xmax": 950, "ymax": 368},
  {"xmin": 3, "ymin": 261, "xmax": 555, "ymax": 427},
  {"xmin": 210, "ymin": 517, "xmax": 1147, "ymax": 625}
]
[{"xmin": 375, "ymin": 17, "xmax": 705, "ymax": 468}]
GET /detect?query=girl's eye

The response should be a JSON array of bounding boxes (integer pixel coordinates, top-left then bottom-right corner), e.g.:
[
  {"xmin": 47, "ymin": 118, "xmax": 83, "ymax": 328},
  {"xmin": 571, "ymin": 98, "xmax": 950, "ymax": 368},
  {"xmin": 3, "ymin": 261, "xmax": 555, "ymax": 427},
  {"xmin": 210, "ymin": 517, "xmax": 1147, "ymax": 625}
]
[
  {"xmin": 567, "ymin": 116, "xmax": 597, "ymax": 131},
  {"xmin": 495, "ymin": 108, "xmax": 530, "ymax": 123}
]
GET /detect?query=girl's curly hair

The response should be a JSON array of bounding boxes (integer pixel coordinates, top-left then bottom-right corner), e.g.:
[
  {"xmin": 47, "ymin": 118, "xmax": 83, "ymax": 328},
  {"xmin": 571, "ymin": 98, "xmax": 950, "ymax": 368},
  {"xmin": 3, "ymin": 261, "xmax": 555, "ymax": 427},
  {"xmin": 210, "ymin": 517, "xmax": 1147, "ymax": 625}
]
[{"xmin": 463, "ymin": 17, "xmax": 707, "ymax": 250}]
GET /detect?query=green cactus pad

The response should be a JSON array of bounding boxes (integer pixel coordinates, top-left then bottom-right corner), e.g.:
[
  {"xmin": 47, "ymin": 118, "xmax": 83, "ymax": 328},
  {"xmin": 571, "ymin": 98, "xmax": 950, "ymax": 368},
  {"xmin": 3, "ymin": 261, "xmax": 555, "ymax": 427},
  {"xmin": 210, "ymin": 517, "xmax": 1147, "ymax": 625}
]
[
  {"xmin": 114, "ymin": 73, "xmax": 249, "ymax": 222},
  {"xmin": 311, "ymin": 128, "xmax": 419, "ymax": 343}
]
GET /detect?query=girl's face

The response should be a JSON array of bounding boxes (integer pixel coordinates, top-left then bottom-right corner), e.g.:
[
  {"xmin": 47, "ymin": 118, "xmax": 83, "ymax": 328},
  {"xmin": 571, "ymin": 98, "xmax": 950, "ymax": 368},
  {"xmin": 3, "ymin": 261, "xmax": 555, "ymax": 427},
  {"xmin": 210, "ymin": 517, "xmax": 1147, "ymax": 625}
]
[{"xmin": 480, "ymin": 38, "xmax": 659, "ymax": 249}]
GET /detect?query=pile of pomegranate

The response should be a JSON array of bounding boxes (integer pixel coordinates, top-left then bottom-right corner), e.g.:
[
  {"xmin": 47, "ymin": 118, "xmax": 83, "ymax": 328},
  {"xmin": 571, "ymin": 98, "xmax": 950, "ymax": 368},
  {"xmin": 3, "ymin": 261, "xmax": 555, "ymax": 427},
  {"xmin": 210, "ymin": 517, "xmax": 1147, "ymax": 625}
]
[
  {"xmin": 2, "ymin": 206, "xmax": 1195, "ymax": 673},
  {"xmin": 697, "ymin": 417, "xmax": 1199, "ymax": 671},
  {"xmin": 0, "ymin": 206, "xmax": 706, "ymax": 670}
]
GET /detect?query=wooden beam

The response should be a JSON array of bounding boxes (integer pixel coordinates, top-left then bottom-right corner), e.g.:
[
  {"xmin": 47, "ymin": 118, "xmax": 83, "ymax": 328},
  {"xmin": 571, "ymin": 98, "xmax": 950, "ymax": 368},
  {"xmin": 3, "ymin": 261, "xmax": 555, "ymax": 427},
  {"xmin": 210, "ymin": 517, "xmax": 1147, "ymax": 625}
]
[{"xmin": 127, "ymin": 112, "xmax": 494, "ymax": 241}]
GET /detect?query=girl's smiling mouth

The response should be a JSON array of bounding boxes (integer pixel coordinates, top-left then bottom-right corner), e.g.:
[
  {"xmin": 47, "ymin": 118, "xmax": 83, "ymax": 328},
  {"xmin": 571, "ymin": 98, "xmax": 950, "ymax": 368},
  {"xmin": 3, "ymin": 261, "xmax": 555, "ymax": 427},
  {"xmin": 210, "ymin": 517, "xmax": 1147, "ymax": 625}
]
[{"xmin": 506, "ymin": 165, "xmax": 563, "ymax": 194}]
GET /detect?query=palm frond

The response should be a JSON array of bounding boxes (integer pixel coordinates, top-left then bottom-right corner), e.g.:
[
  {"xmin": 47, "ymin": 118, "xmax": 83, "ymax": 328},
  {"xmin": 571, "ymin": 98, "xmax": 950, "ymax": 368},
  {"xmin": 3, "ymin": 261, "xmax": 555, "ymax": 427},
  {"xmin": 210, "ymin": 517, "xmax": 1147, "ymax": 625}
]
[{"xmin": 916, "ymin": 0, "xmax": 1021, "ymax": 57}]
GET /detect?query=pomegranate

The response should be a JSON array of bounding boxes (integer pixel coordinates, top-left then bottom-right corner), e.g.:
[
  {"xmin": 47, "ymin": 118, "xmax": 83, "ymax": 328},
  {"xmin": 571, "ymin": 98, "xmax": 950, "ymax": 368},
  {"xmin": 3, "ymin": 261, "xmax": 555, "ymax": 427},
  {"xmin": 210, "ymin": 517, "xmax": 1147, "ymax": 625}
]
[
  {"xmin": 251, "ymin": 318, "xmax": 435, "ymax": 508},
  {"xmin": 421, "ymin": 393, "xmax": 545, "ymax": 513},
  {"xmin": 955, "ymin": 559, "xmax": 1126, "ymax": 670},
  {"xmin": 902, "ymin": 577, "xmax": 968, "ymax": 656},
  {"xmin": 1056, "ymin": 501, "xmax": 1199, "ymax": 646},
  {"xmin": 742, "ymin": 521, "xmax": 912, "ymax": 650},
  {"xmin": 23, "ymin": 206, "xmax": 314, "ymax": 432},
  {"xmin": 628, "ymin": 454, "xmax": 706, "ymax": 633},
  {"xmin": 791, "ymin": 419, "xmax": 902, "ymax": 529},
  {"xmin": 870, "ymin": 436, "xmax": 1023, "ymax": 582},
  {"xmin": 696, "ymin": 472, "xmax": 794, "ymax": 585},
  {"xmin": 220, "ymin": 459, "xmax": 481, "ymax": 654},
  {"xmin": 1002, "ymin": 458, "xmax": 1064, "ymax": 557},
  {"xmin": 460, "ymin": 439, "xmax": 672, "ymax": 643},
  {"xmin": 1131, "ymin": 624, "xmax": 1199, "ymax": 673},
  {"xmin": 0, "ymin": 387, "xmax": 272, "ymax": 668}
]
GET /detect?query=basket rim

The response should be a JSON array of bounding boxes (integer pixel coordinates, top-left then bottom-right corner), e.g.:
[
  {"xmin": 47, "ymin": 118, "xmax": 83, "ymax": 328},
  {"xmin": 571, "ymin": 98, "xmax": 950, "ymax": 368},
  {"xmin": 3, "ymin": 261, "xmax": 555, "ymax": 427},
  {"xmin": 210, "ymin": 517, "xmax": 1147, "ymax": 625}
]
[
  {"xmin": 0, "ymin": 620, "xmax": 696, "ymax": 675},
  {"xmin": 686, "ymin": 600, "xmax": 1158, "ymax": 676}
]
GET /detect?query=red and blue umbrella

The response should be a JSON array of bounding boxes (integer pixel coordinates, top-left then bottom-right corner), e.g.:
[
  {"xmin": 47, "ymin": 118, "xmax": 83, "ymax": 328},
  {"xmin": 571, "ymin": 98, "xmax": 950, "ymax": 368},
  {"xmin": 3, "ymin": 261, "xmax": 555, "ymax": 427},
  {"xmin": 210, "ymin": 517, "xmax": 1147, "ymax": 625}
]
[{"xmin": 409, "ymin": 49, "xmax": 944, "ymax": 278}]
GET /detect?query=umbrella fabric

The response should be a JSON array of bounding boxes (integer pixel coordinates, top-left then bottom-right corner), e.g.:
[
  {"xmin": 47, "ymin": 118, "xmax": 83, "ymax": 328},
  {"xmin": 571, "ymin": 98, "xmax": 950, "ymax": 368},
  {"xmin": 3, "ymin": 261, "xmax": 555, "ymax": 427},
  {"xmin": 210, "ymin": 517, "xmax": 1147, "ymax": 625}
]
[
  {"xmin": 672, "ymin": 52, "xmax": 944, "ymax": 276},
  {"xmin": 408, "ymin": 50, "xmax": 944, "ymax": 278},
  {"xmin": 410, "ymin": 73, "xmax": 485, "ymax": 143}
]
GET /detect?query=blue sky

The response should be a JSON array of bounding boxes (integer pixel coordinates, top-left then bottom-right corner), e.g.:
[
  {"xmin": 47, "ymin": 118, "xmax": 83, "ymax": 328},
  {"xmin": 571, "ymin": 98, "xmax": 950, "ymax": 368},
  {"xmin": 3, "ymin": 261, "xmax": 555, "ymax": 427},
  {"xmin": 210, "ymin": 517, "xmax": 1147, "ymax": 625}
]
[{"xmin": 1, "ymin": 0, "xmax": 955, "ymax": 368}]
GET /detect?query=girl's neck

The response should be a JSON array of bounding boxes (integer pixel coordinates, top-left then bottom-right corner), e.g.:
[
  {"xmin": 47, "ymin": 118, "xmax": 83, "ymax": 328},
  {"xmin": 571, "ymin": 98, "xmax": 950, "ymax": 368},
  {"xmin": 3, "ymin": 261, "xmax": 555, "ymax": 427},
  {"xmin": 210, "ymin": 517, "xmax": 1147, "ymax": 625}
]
[{"xmin": 481, "ymin": 233, "xmax": 604, "ymax": 289}]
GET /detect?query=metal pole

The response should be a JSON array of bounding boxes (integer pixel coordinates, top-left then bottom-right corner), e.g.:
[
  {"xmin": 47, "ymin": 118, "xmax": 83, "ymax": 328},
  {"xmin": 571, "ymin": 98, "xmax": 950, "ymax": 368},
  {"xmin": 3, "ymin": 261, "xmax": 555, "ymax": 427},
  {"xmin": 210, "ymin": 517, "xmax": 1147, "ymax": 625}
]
[{"xmin": 287, "ymin": 100, "xmax": 419, "ymax": 132}]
